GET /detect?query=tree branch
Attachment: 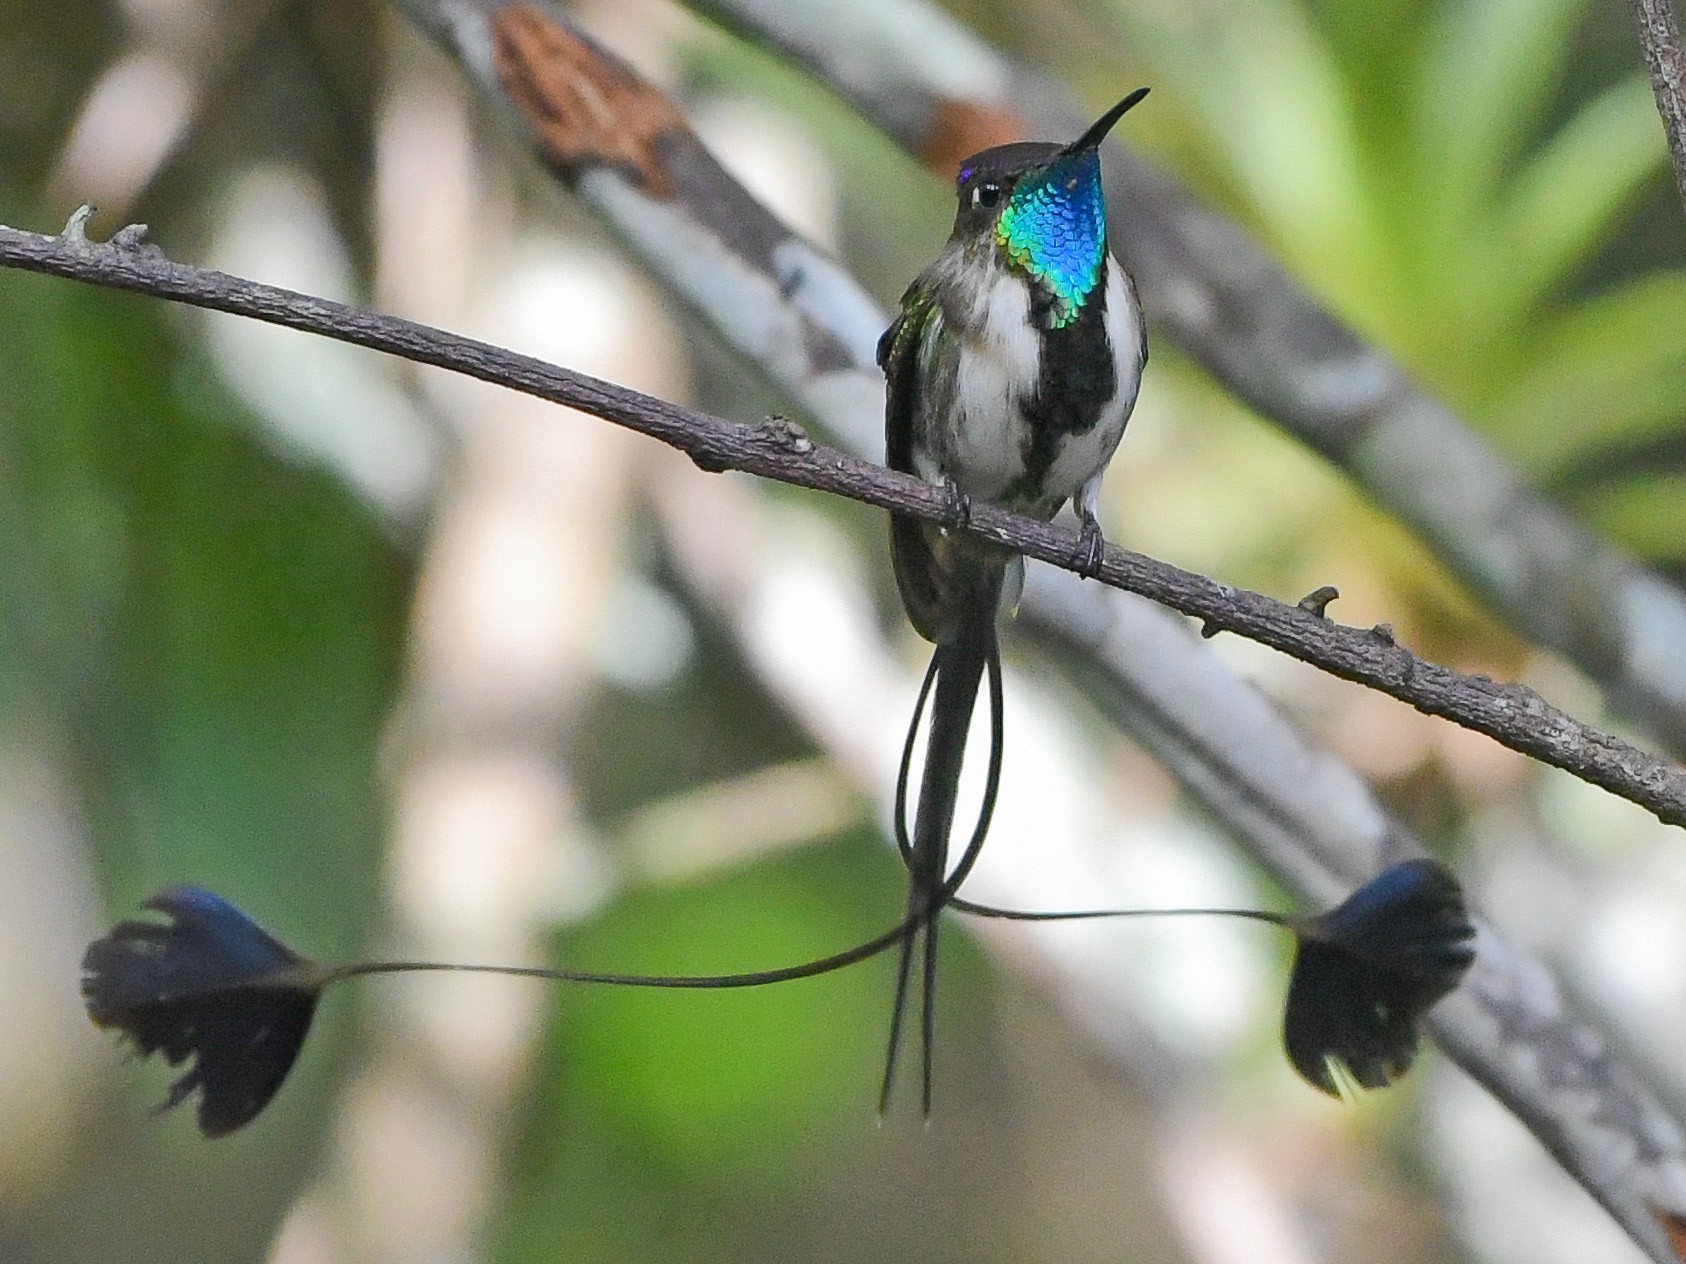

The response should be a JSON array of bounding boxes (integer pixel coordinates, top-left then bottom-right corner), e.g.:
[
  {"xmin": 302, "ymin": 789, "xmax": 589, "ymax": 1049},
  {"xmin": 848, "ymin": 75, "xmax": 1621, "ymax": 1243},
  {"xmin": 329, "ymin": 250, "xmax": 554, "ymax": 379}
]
[
  {"xmin": 1630, "ymin": 0, "xmax": 1686, "ymax": 214},
  {"xmin": 4, "ymin": 210, "xmax": 1682, "ymax": 832}
]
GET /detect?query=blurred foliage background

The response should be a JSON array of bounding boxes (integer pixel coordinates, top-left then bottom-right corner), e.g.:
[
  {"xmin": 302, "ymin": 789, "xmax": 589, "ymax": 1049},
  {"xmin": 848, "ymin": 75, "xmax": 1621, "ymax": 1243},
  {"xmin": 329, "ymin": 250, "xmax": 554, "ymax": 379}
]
[{"xmin": 2, "ymin": 0, "xmax": 1685, "ymax": 1262}]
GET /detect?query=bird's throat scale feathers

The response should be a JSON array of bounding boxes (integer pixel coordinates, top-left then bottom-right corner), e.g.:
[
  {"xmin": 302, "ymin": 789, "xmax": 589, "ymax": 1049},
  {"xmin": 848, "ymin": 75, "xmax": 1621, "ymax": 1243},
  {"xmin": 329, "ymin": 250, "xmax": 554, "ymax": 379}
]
[{"xmin": 994, "ymin": 149, "xmax": 1106, "ymax": 328}]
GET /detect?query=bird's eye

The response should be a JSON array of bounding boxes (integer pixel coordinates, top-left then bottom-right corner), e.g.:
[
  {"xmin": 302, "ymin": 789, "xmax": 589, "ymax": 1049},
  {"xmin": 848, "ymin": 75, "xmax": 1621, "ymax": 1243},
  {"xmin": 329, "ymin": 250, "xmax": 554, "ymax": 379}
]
[{"xmin": 972, "ymin": 183, "xmax": 1002, "ymax": 209}]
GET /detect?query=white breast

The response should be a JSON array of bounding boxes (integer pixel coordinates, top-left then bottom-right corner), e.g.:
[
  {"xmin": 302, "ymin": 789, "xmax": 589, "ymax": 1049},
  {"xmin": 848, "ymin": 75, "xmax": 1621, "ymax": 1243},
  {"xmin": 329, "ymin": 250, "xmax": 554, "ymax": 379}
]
[
  {"xmin": 939, "ymin": 271, "xmax": 1041, "ymax": 499},
  {"xmin": 910, "ymin": 250, "xmax": 1144, "ymax": 513}
]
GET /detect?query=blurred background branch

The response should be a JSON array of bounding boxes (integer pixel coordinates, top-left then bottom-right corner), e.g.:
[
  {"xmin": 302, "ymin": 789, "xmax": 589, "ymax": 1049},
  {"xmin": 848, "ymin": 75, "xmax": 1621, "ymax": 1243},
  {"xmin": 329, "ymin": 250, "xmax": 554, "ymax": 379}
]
[{"xmin": 1629, "ymin": 0, "xmax": 1686, "ymax": 211}]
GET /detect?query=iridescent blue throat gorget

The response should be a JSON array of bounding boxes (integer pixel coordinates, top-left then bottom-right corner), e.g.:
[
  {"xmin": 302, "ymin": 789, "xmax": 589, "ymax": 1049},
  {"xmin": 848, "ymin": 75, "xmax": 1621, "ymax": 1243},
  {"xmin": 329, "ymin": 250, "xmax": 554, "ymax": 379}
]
[{"xmin": 993, "ymin": 149, "xmax": 1106, "ymax": 329}]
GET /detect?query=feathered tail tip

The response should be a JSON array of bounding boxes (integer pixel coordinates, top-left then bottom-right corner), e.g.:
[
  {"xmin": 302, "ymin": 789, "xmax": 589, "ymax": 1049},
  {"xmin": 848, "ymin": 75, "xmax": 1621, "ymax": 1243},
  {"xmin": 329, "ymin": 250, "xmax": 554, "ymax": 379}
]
[
  {"xmin": 82, "ymin": 887, "xmax": 328, "ymax": 1138},
  {"xmin": 1284, "ymin": 859, "xmax": 1476, "ymax": 1096}
]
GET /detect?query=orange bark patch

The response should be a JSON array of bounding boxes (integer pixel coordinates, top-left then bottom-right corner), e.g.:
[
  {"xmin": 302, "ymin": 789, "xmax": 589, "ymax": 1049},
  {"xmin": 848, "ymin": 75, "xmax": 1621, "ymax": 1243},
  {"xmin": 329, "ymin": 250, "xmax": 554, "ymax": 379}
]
[
  {"xmin": 1656, "ymin": 1205, "xmax": 1686, "ymax": 1261},
  {"xmin": 490, "ymin": 5, "xmax": 685, "ymax": 197},
  {"xmin": 922, "ymin": 99, "xmax": 1027, "ymax": 177}
]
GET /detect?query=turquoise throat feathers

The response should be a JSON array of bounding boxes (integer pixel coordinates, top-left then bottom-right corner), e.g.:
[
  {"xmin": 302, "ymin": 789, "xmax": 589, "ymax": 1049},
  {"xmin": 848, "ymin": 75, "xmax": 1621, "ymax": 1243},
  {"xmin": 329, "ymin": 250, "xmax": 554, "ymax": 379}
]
[{"xmin": 993, "ymin": 149, "xmax": 1106, "ymax": 328}]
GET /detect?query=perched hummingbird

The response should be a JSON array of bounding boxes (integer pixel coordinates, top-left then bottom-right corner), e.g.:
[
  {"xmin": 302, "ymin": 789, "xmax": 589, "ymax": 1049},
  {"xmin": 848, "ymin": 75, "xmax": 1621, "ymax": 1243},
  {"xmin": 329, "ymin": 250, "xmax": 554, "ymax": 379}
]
[{"xmin": 877, "ymin": 88, "xmax": 1151, "ymax": 1113}]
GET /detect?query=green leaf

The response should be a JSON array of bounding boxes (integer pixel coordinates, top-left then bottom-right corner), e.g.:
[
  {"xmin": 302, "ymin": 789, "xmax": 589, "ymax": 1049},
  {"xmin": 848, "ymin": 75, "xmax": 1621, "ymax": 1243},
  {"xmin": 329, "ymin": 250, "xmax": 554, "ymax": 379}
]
[
  {"xmin": 1487, "ymin": 273, "xmax": 1686, "ymax": 471},
  {"xmin": 1105, "ymin": 0, "xmax": 1387, "ymax": 302},
  {"xmin": 1407, "ymin": 0, "xmax": 1591, "ymax": 245},
  {"xmin": 1305, "ymin": 0, "xmax": 1434, "ymax": 106},
  {"xmin": 531, "ymin": 836, "xmax": 915, "ymax": 1187},
  {"xmin": 1578, "ymin": 473, "xmax": 1686, "ymax": 560},
  {"xmin": 1492, "ymin": 75, "xmax": 1666, "ymax": 317}
]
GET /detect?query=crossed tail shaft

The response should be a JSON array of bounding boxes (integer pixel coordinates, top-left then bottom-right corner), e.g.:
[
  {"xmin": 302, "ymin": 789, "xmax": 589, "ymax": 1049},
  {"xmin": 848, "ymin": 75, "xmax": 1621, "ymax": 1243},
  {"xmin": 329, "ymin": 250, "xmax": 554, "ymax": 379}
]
[{"xmin": 880, "ymin": 571, "xmax": 1004, "ymax": 1116}]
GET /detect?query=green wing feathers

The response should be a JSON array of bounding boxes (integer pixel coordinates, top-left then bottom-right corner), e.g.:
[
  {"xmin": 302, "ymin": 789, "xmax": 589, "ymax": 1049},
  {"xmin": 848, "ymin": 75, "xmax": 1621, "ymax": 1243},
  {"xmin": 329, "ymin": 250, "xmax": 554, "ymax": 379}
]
[{"xmin": 879, "ymin": 294, "xmax": 1000, "ymax": 645}]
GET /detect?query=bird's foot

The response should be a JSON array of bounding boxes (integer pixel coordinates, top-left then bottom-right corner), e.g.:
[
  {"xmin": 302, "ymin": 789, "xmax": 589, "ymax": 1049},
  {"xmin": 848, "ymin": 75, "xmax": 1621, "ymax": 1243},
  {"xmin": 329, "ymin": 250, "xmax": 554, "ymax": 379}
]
[
  {"xmin": 940, "ymin": 478, "xmax": 972, "ymax": 530},
  {"xmin": 1072, "ymin": 515, "xmax": 1106, "ymax": 579}
]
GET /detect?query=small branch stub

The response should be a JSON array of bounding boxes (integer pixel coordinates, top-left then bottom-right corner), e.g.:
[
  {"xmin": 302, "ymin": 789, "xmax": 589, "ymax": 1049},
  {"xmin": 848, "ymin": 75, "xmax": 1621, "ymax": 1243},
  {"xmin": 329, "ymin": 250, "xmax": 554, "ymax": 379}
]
[
  {"xmin": 1298, "ymin": 585, "xmax": 1340, "ymax": 618},
  {"xmin": 61, "ymin": 204, "xmax": 97, "ymax": 241},
  {"xmin": 760, "ymin": 414, "xmax": 813, "ymax": 454}
]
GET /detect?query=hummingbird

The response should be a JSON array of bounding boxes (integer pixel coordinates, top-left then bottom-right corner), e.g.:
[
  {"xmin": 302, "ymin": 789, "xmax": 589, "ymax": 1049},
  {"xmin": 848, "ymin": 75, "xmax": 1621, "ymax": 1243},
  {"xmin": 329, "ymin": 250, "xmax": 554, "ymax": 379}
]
[{"xmin": 876, "ymin": 88, "xmax": 1151, "ymax": 1114}]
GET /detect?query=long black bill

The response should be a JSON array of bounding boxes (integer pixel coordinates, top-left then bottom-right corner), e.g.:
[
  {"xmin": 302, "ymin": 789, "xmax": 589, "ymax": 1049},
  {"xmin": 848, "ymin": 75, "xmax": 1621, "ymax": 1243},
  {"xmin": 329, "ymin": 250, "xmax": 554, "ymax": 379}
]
[{"xmin": 1061, "ymin": 86, "xmax": 1151, "ymax": 156}]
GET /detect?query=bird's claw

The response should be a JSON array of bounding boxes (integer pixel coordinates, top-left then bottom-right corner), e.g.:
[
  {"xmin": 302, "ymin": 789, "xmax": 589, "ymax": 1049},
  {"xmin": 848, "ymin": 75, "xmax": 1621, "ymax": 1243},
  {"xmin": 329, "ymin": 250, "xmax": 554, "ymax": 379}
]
[
  {"xmin": 940, "ymin": 479, "xmax": 971, "ymax": 530},
  {"xmin": 1073, "ymin": 516, "xmax": 1106, "ymax": 578}
]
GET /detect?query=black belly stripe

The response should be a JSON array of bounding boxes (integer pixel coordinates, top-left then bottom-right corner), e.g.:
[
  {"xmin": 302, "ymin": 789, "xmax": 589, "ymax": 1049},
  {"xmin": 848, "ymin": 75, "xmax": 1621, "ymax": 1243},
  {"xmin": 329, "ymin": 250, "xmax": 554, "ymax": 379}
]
[{"xmin": 1010, "ymin": 268, "xmax": 1117, "ymax": 503}]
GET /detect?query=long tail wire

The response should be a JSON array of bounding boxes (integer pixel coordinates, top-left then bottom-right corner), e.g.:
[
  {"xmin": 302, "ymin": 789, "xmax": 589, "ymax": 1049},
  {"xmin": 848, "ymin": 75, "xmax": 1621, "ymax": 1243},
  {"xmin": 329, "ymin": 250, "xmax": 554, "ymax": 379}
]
[{"xmin": 880, "ymin": 633, "xmax": 1005, "ymax": 1114}]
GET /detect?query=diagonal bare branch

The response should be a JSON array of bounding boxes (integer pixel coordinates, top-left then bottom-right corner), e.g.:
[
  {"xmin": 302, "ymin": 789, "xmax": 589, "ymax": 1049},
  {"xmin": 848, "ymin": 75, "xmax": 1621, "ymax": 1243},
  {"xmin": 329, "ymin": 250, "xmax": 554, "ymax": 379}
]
[
  {"xmin": 3, "ymin": 212, "xmax": 1682, "ymax": 830},
  {"xmin": 1022, "ymin": 572, "xmax": 1686, "ymax": 1264},
  {"xmin": 1629, "ymin": 0, "xmax": 1686, "ymax": 213}
]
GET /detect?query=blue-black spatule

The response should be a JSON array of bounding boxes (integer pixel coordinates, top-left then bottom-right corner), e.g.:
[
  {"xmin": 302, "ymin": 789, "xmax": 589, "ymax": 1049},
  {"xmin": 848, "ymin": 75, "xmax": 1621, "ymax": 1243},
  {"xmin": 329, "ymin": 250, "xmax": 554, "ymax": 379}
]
[
  {"xmin": 952, "ymin": 858, "xmax": 1477, "ymax": 1095},
  {"xmin": 82, "ymin": 887, "xmax": 330, "ymax": 1138},
  {"xmin": 1281, "ymin": 857, "xmax": 1476, "ymax": 1093},
  {"xmin": 81, "ymin": 857, "xmax": 996, "ymax": 1137}
]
